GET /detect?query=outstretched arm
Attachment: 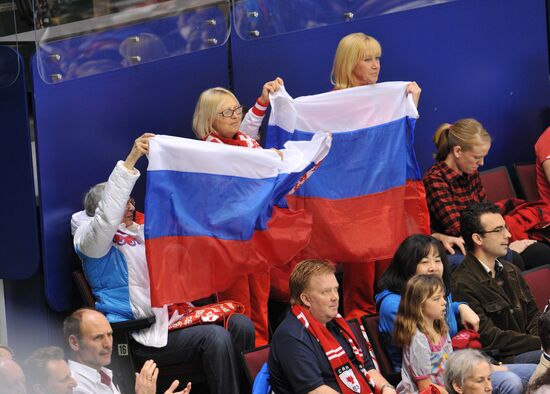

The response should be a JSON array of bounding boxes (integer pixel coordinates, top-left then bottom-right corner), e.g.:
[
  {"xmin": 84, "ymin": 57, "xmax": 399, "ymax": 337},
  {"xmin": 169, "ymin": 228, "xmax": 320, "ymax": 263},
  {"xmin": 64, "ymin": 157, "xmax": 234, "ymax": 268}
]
[
  {"xmin": 406, "ymin": 82, "xmax": 421, "ymax": 108},
  {"xmin": 75, "ymin": 133, "xmax": 154, "ymax": 258},
  {"xmin": 124, "ymin": 133, "xmax": 155, "ymax": 171},
  {"xmin": 240, "ymin": 77, "xmax": 284, "ymax": 139}
]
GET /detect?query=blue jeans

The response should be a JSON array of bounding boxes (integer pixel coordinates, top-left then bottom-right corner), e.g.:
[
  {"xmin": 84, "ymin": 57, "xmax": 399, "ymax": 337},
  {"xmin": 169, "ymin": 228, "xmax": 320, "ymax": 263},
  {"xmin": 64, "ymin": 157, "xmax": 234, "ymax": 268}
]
[
  {"xmin": 513, "ymin": 349, "xmax": 542, "ymax": 364},
  {"xmin": 492, "ymin": 363, "xmax": 537, "ymax": 394}
]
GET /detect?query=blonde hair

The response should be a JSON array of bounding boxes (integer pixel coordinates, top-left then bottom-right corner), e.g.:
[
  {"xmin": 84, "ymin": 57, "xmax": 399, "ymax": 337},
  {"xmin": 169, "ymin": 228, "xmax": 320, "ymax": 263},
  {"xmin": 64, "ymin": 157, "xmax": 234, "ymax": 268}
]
[
  {"xmin": 192, "ymin": 87, "xmax": 239, "ymax": 139},
  {"xmin": 392, "ymin": 275, "xmax": 448, "ymax": 347},
  {"xmin": 433, "ymin": 118, "xmax": 491, "ymax": 162},
  {"xmin": 290, "ymin": 259, "xmax": 336, "ymax": 306},
  {"xmin": 331, "ymin": 32, "xmax": 382, "ymax": 90}
]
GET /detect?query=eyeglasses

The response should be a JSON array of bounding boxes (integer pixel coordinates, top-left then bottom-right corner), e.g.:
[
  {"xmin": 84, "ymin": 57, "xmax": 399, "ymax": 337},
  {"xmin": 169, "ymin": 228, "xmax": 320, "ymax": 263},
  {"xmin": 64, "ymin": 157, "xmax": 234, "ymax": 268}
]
[
  {"xmin": 218, "ymin": 106, "xmax": 243, "ymax": 118},
  {"xmin": 479, "ymin": 225, "xmax": 509, "ymax": 235}
]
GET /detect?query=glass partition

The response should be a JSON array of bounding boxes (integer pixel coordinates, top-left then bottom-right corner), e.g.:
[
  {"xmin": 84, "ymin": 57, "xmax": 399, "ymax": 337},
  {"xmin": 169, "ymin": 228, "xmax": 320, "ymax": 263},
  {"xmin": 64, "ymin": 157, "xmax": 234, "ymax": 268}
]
[
  {"xmin": 233, "ymin": 0, "xmax": 458, "ymax": 40},
  {"xmin": 0, "ymin": 0, "xmax": 20, "ymax": 87},
  {"xmin": 34, "ymin": 0, "xmax": 230, "ymax": 83}
]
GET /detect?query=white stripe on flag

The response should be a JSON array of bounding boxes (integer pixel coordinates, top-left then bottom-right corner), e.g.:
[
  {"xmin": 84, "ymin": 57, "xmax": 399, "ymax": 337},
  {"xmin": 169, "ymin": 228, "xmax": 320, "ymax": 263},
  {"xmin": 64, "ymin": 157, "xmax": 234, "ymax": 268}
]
[
  {"xmin": 147, "ymin": 134, "xmax": 331, "ymax": 179},
  {"xmin": 269, "ymin": 82, "xmax": 418, "ymax": 134}
]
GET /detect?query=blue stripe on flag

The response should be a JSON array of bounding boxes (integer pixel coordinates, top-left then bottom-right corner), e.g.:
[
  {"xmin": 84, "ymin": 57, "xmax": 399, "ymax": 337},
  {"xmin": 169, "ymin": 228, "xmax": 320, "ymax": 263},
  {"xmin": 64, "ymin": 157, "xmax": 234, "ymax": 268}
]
[
  {"xmin": 267, "ymin": 117, "xmax": 420, "ymax": 199},
  {"xmin": 145, "ymin": 168, "xmax": 312, "ymax": 240},
  {"xmin": 146, "ymin": 170, "xmax": 276, "ymax": 240}
]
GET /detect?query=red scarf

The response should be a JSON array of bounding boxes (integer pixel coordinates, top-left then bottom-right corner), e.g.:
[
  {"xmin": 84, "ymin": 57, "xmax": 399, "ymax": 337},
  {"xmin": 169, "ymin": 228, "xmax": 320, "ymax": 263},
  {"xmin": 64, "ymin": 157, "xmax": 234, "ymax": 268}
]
[
  {"xmin": 205, "ymin": 131, "xmax": 260, "ymax": 148},
  {"xmin": 292, "ymin": 305, "xmax": 374, "ymax": 394},
  {"xmin": 167, "ymin": 300, "xmax": 245, "ymax": 331}
]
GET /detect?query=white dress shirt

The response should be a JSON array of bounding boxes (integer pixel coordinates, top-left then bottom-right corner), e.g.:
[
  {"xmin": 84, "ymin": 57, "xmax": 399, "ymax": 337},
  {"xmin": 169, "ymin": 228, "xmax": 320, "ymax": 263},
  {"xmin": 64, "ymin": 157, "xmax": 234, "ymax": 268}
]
[{"xmin": 69, "ymin": 360, "xmax": 121, "ymax": 394}]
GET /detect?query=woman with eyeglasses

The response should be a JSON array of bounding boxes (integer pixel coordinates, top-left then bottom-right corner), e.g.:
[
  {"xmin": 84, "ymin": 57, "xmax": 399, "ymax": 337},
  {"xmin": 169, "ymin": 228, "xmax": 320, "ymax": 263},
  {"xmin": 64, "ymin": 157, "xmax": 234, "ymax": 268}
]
[
  {"xmin": 192, "ymin": 78, "xmax": 283, "ymax": 147},
  {"xmin": 191, "ymin": 78, "xmax": 283, "ymax": 347},
  {"xmin": 423, "ymin": 118, "xmax": 550, "ymax": 270}
]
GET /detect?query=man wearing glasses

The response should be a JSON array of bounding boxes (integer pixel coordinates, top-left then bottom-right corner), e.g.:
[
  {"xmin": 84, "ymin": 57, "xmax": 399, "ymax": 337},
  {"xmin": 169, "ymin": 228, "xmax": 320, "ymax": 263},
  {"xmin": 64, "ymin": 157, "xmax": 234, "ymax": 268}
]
[{"xmin": 452, "ymin": 201, "xmax": 542, "ymax": 366}]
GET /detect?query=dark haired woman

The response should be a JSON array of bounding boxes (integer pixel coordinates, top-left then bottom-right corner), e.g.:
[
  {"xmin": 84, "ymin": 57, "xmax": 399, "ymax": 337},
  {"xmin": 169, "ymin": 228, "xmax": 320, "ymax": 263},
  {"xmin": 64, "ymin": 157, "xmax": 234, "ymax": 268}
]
[
  {"xmin": 375, "ymin": 234, "xmax": 478, "ymax": 371},
  {"xmin": 376, "ymin": 234, "xmax": 535, "ymax": 393}
]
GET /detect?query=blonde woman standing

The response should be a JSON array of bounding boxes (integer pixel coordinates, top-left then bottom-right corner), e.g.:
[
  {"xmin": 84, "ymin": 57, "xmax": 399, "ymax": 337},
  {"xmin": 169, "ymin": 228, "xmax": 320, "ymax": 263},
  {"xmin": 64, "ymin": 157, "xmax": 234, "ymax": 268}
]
[{"xmin": 331, "ymin": 32, "xmax": 424, "ymax": 318}]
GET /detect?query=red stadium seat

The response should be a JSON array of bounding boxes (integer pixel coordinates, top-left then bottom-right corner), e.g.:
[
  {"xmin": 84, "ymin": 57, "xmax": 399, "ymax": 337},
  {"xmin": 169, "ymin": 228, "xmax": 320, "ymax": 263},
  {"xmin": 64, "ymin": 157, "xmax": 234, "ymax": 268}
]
[
  {"xmin": 479, "ymin": 166, "xmax": 517, "ymax": 203},
  {"xmin": 514, "ymin": 162, "xmax": 539, "ymax": 201},
  {"xmin": 522, "ymin": 264, "xmax": 550, "ymax": 311},
  {"xmin": 360, "ymin": 314, "xmax": 401, "ymax": 385},
  {"xmin": 241, "ymin": 344, "xmax": 271, "ymax": 386},
  {"xmin": 347, "ymin": 318, "xmax": 379, "ymax": 370}
]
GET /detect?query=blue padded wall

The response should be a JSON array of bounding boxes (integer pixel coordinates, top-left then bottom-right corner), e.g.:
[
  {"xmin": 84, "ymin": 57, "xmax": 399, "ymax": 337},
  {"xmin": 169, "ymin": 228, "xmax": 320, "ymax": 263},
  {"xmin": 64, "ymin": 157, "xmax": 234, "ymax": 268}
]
[
  {"xmin": 4, "ymin": 274, "xmax": 66, "ymax": 362},
  {"xmin": 0, "ymin": 46, "xmax": 40, "ymax": 279},
  {"xmin": 231, "ymin": 0, "xmax": 550, "ymax": 173},
  {"xmin": 33, "ymin": 46, "xmax": 229, "ymax": 311}
]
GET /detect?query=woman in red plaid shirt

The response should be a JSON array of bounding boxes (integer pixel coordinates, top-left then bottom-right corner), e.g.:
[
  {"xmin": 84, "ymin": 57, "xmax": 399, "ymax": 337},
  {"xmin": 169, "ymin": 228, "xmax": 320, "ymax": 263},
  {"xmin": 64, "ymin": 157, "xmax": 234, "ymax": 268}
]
[{"xmin": 423, "ymin": 118, "xmax": 550, "ymax": 270}]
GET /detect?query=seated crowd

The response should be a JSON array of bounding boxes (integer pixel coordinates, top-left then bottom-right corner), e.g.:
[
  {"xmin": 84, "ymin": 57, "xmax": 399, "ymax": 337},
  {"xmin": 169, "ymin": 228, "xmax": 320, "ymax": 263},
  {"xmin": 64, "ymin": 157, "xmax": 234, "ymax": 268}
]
[{"xmin": 7, "ymin": 31, "xmax": 550, "ymax": 394}]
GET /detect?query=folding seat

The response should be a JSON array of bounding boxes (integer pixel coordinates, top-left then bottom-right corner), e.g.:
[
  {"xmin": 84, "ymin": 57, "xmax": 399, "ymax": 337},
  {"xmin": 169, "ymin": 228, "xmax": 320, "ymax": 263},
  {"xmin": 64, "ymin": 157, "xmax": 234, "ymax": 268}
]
[
  {"xmin": 360, "ymin": 314, "xmax": 401, "ymax": 386},
  {"xmin": 479, "ymin": 166, "xmax": 517, "ymax": 203},
  {"xmin": 514, "ymin": 162, "xmax": 539, "ymax": 201},
  {"xmin": 241, "ymin": 344, "xmax": 271, "ymax": 387},
  {"xmin": 522, "ymin": 264, "xmax": 550, "ymax": 311}
]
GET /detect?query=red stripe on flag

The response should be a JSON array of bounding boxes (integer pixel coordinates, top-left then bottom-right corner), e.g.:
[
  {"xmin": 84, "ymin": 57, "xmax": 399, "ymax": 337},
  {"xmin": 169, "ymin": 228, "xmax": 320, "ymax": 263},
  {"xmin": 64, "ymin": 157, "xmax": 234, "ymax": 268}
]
[
  {"xmin": 146, "ymin": 207, "xmax": 312, "ymax": 306},
  {"xmin": 286, "ymin": 180, "xmax": 430, "ymax": 262}
]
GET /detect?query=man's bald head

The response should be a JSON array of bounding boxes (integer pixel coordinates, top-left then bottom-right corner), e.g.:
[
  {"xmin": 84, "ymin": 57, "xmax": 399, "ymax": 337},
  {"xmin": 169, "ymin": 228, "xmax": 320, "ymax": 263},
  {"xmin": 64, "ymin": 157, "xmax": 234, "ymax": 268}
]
[
  {"xmin": 64, "ymin": 308, "xmax": 113, "ymax": 370},
  {"xmin": 0, "ymin": 345, "xmax": 13, "ymax": 360},
  {"xmin": 0, "ymin": 358, "xmax": 27, "ymax": 394}
]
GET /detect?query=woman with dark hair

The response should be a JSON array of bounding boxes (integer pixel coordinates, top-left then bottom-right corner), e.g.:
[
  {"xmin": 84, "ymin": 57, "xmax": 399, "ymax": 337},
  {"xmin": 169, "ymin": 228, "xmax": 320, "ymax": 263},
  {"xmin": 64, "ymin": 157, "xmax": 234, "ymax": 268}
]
[
  {"xmin": 375, "ymin": 234, "xmax": 478, "ymax": 372},
  {"xmin": 376, "ymin": 234, "xmax": 536, "ymax": 393}
]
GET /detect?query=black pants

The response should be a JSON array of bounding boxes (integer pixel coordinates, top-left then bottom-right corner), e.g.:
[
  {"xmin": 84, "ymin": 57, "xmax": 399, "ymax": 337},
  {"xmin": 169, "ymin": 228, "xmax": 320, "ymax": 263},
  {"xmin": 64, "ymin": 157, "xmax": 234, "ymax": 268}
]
[
  {"xmin": 520, "ymin": 241, "xmax": 550, "ymax": 270},
  {"xmin": 132, "ymin": 313, "xmax": 255, "ymax": 394}
]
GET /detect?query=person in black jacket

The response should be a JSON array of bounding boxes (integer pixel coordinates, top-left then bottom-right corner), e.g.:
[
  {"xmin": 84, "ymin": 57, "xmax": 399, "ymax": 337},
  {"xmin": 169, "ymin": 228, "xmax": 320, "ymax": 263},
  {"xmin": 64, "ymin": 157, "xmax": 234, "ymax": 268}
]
[{"xmin": 452, "ymin": 201, "xmax": 541, "ymax": 365}]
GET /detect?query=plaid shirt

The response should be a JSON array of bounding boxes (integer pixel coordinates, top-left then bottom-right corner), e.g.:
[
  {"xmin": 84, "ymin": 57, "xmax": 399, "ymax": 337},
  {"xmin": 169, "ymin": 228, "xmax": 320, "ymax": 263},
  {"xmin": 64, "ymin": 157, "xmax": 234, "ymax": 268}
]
[{"xmin": 423, "ymin": 161, "xmax": 487, "ymax": 236}]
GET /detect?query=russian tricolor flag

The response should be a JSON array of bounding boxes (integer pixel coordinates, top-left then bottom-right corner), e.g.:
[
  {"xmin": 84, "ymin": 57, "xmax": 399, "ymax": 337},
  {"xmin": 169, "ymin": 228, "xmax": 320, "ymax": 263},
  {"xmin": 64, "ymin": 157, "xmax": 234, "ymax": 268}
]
[
  {"xmin": 144, "ymin": 134, "xmax": 331, "ymax": 306},
  {"xmin": 266, "ymin": 83, "xmax": 430, "ymax": 262}
]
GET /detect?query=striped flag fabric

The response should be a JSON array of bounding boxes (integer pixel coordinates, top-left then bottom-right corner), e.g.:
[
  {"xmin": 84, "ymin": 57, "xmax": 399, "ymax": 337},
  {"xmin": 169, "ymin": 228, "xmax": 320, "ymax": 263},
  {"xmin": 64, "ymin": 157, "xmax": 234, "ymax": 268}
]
[
  {"xmin": 266, "ymin": 83, "xmax": 430, "ymax": 262},
  {"xmin": 144, "ymin": 134, "xmax": 331, "ymax": 306}
]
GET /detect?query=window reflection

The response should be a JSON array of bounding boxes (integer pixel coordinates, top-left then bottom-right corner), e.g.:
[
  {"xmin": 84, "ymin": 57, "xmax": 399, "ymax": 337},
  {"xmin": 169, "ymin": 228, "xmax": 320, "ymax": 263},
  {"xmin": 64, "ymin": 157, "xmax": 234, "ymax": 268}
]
[{"xmin": 233, "ymin": 0, "xmax": 457, "ymax": 40}]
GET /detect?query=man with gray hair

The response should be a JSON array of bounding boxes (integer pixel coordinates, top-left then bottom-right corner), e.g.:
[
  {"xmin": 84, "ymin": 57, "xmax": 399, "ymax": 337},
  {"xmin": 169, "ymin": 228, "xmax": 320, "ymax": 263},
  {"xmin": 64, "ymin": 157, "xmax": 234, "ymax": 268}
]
[
  {"xmin": 70, "ymin": 134, "xmax": 254, "ymax": 394},
  {"xmin": 24, "ymin": 346, "xmax": 77, "ymax": 394}
]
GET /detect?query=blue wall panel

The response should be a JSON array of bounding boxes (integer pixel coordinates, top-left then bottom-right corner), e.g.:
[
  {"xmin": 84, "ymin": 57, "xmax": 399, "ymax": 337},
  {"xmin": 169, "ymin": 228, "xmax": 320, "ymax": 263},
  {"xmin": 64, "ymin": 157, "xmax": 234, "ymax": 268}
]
[
  {"xmin": 231, "ymin": 0, "xmax": 550, "ymax": 172},
  {"xmin": 34, "ymin": 47, "xmax": 229, "ymax": 311},
  {"xmin": 0, "ymin": 46, "xmax": 40, "ymax": 279},
  {"xmin": 4, "ymin": 274, "xmax": 66, "ymax": 362}
]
